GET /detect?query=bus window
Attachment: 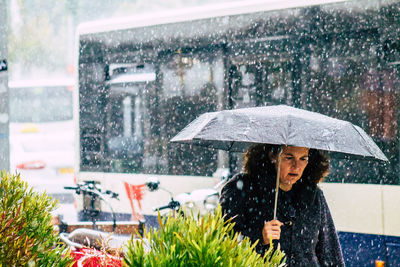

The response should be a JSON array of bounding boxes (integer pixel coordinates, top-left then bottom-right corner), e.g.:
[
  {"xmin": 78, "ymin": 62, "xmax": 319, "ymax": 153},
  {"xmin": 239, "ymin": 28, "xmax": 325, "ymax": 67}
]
[
  {"xmin": 103, "ymin": 64, "xmax": 153, "ymax": 173},
  {"xmin": 158, "ymin": 50, "xmax": 224, "ymax": 176},
  {"xmin": 9, "ymin": 83, "xmax": 73, "ymax": 123},
  {"xmin": 83, "ymin": 54, "xmax": 226, "ymax": 177},
  {"xmin": 229, "ymin": 57, "xmax": 294, "ymax": 109},
  {"xmin": 304, "ymin": 34, "xmax": 399, "ymax": 185}
]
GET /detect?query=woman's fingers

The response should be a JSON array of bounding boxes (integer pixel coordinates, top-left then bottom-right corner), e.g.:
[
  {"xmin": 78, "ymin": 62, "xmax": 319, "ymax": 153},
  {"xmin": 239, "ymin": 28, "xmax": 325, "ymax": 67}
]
[
  {"xmin": 262, "ymin": 220, "xmax": 283, "ymax": 244},
  {"xmin": 270, "ymin": 219, "xmax": 284, "ymax": 226},
  {"xmin": 267, "ymin": 228, "xmax": 280, "ymax": 238},
  {"xmin": 264, "ymin": 230, "xmax": 280, "ymax": 241}
]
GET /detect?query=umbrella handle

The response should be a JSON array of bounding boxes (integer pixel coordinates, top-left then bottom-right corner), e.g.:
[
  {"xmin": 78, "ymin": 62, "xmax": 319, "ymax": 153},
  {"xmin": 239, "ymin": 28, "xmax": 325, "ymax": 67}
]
[{"xmin": 273, "ymin": 149, "xmax": 282, "ymax": 220}]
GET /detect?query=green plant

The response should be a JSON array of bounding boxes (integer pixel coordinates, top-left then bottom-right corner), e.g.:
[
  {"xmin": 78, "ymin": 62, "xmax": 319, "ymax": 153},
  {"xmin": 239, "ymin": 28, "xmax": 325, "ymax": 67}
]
[
  {"xmin": 123, "ymin": 206, "xmax": 286, "ymax": 267},
  {"xmin": 0, "ymin": 171, "xmax": 74, "ymax": 266}
]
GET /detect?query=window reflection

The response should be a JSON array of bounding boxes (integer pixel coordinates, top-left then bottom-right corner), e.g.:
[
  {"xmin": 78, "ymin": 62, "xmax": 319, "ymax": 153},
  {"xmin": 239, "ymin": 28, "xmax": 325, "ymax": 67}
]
[
  {"xmin": 361, "ymin": 68, "xmax": 398, "ymax": 141},
  {"xmin": 306, "ymin": 37, "xmax": 399, "ymax": 184},
  {"xmin": 99, "ymin": 51, "xmax": 224, "ymax": 176},
  {"xmin": 229, "ymin": 59, "xmax": 294, "ymax": 109},
  {"xmin": 104, "ymin": 64, "xmax": 153, "ymax": 173},
  {"xmin": 159, "ymin": 51, "xmax": 223, "ymax": 176}
]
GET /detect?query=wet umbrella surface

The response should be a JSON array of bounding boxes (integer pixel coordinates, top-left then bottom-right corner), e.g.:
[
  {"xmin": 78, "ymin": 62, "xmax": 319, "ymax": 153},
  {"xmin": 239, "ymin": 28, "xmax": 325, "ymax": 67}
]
[{"xmin": 171, "ymin": 105, "xmax": 388, "ymax": 161}]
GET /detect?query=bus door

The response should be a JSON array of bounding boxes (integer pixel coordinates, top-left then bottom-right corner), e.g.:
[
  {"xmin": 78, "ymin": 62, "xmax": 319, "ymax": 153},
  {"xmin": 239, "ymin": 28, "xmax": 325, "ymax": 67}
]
[
  {"xmin": 156, "ymin": 48, "xmax": 225, "ymax": 177},
  {"xmin": 104, "ymin": 63, "xmax": 156, "ymax": 173},
  {"xmin": 228, "ymin": 37, "xmax": 298, "ymax": 108}
]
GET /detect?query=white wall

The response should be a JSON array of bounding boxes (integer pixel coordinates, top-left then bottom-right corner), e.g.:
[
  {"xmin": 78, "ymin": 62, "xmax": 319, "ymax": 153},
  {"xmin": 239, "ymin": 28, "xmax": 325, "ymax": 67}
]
[{"xmin": 320, "ymin": 182, "xmax": 400, "ymax": 237}]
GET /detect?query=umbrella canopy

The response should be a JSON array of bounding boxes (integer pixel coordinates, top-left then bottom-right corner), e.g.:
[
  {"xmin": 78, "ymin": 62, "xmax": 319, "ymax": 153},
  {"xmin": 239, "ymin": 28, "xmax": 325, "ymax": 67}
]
[
  {"xmin": 171, "ymin": 105, "xmax": 388, "ymax": 161},
  {"xmin": 171, "ymin": 105, "xmax": 388, "ymax": 220}
]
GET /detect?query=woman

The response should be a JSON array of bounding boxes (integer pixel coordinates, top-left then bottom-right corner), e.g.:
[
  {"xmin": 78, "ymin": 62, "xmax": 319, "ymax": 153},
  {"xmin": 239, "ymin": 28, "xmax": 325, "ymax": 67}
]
[{"xmin": 219, "ymin": 144, "xmax": 345, "ymax": 266}]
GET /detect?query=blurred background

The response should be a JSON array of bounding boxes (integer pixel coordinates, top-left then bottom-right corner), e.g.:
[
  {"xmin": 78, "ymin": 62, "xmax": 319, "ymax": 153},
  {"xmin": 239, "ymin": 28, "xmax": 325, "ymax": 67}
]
[
  {"xmin": 2, "ymin": 1, "xmax": 400, "ymax": 265},
  {"xmin": 5, "ymin": 0, "xmax": 240, "ymax": 219},
  {"xmin": 8, "ymin": 0, "xmax": 241, "ymax": 81}
]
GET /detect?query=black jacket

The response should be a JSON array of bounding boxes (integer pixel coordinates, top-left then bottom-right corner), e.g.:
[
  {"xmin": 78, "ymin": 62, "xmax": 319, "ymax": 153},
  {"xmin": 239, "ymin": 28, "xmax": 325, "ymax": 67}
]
[{"xmin": 220, "ymin": 173, "xmax": 345, "ymax": 267}]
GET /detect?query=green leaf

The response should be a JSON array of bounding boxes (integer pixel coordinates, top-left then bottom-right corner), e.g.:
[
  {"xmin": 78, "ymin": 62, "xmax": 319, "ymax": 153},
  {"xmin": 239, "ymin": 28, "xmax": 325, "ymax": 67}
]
[
  {"xmin": 0, "ymin": 171, "xmax": 74, "ymax": 266},
  {"xmin": 124, "ymin": 206, "xmax": 286, "ymax": 266}
]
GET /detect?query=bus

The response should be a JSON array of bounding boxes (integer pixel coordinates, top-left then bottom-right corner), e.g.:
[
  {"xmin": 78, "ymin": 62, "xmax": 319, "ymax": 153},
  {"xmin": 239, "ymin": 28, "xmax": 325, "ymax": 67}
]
[
  {"xmin": 9, "ymin": 78, "xmax": 76, "ymax": 218},
  {"xmin": 75, "ymin": 0, "xmax": 400, "ymax": 265}
]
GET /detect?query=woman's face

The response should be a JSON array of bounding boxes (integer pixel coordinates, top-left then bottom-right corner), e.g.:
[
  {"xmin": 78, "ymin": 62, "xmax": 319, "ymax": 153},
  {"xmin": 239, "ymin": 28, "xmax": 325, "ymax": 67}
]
[{"xmin": 272, "ymin": 146, "xmax": 309, "ymax": 191}]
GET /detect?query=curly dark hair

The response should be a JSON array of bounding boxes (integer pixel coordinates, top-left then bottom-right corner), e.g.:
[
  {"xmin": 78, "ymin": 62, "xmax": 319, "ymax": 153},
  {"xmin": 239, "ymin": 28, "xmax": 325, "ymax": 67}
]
[{"xmin": 243, "ymin": 144, "xmax": 330, "ymax": 185}]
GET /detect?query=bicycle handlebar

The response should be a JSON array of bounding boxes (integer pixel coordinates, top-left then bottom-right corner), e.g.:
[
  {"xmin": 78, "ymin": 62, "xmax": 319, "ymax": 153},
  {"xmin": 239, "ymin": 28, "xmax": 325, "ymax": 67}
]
[
  {"xmin": 64, "ymin": 181, "xmax": 119, "ymax": 231},
  {"xmin": 64, "ymin": 184, "xmax": 119, "ymax": 200},
  {"xmin": 154, "ymin": 200, "xmax": 181, "ymax": 212},
  {"xmin": 64, "ymin": 186, "xmax": 79, "ymax": 190}
]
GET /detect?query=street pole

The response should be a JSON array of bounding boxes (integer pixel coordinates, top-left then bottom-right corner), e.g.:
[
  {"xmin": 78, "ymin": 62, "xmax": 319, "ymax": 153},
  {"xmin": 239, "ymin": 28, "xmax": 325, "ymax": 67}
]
[{"xmin": 0, "ymin": 0, "xmax": 9, "ymax": 172}]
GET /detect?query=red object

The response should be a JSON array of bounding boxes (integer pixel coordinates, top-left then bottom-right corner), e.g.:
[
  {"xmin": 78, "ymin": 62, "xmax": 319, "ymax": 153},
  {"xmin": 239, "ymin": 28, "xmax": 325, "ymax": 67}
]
[
  {"xmin": 71, "ymin": 248, "xmax": 122, "ymax": 267},
  {"xmin": 124, "ymin": 182, "xmax": 147, "ymax": 221},
  {"xmin": 16, "ymin": 160, "xmax": 46, "ymax": 170}
]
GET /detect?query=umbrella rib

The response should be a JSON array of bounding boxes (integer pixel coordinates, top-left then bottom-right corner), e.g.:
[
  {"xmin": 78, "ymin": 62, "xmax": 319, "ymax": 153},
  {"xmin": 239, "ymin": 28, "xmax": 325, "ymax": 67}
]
[{"xmin": 349, "ymin": 123, "xmax": 386, "ymax": 161}]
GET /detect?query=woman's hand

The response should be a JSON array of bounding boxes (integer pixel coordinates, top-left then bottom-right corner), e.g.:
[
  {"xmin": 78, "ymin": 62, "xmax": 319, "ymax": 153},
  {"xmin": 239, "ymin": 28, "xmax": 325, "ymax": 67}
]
[{"xmin": 262, "ymin": 220, "xmax": 283, "ymax": 244}]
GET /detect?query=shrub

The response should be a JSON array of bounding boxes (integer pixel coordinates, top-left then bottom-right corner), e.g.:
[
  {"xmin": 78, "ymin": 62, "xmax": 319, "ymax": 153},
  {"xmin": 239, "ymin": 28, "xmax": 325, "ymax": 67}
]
[
  {"xmin": 0, "ymin": 171, "xmax": 74, "ymax": 266},
  {"xmin": 123, "ymin": 206, "xmax": 286, "ymax": 267}
]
